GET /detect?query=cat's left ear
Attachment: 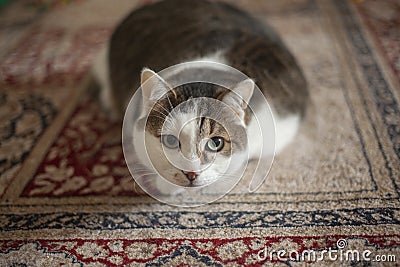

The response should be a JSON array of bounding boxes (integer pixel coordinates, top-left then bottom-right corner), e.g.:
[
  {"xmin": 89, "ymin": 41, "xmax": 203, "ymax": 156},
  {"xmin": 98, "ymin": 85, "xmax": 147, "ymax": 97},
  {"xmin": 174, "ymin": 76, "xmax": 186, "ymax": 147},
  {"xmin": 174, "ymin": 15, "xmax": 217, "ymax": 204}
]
[
  {"xmin": 140, "ymin": 68, "xmax": 174, "ymax": 110},
  {"xmin": 221, "ymin": 79, "xmax": 254, "ymax": 121}
]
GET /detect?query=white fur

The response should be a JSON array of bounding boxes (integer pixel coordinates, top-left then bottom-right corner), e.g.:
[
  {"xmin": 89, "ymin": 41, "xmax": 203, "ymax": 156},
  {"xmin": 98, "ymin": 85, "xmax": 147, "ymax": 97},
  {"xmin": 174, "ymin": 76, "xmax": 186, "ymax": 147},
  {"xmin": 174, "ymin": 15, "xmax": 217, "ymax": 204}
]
[
  {"xmin": 91, "ymin": 44, "xmax": 121, "ymax": 120},
  {"xmin": 158, "ymin": 51, "xmax": 229, "ymax": 82},
  {"xmin": 179, "ymin": 119, "xmax": 199, "ymax": 161},
  {"xmin": 246, "ymin": 110, "xmax": 300, "ymax": 159},
  {"xmin": 192, "ymin": 51, "xmax": 228, "ymax": 65},
  {"xmin": 274, "ymin": 115, "xmax": 300, "ymax": 153}
]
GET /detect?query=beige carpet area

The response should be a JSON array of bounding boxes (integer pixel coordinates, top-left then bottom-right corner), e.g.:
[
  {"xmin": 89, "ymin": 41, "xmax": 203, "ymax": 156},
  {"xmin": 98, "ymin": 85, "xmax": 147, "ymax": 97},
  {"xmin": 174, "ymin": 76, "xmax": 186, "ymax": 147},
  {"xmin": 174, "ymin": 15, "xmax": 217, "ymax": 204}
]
[{"xmin": 0, "ymin": 0, "xmax": 399, "ymax": 265}]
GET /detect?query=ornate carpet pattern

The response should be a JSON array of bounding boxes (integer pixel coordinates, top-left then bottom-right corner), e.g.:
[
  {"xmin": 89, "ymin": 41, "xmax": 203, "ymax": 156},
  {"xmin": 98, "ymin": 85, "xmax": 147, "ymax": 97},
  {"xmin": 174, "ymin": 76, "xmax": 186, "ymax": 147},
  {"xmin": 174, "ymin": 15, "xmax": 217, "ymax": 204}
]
[{"xmin": 0, "ymin": 0, "xmax": 399, "ymax": 266}]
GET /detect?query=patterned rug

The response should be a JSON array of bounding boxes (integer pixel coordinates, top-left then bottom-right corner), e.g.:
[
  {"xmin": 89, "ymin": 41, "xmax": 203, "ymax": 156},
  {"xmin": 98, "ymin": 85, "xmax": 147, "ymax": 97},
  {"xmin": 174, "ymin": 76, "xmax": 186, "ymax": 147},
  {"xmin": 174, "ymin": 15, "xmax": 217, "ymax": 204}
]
[{"xmin": 0, "ymin": 0, "xmax": 399, "ymax": 265}]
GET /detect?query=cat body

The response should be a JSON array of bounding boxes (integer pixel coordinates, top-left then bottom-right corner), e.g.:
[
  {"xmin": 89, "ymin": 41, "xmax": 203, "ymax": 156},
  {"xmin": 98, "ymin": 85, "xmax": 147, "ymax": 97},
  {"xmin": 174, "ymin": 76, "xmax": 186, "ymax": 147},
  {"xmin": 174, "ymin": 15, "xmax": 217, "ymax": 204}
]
[{"xmin": 93, "ymin": 0, "xmax": 309, "ymax": 189}]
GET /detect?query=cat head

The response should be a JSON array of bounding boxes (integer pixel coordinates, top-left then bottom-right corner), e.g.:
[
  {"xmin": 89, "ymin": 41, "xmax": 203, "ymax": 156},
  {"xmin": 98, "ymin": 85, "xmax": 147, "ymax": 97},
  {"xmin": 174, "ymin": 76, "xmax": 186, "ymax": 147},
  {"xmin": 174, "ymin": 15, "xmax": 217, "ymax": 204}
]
[{"xmin": 139, "ymin": 68, "xmax": 254, "ymax": 187}]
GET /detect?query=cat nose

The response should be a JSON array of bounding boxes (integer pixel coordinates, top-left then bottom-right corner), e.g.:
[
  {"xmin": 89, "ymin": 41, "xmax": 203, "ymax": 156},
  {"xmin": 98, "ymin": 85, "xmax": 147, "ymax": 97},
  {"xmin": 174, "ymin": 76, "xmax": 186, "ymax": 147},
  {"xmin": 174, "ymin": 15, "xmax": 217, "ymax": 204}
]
[{"xmin": 183, "ymin": 171, "xmax": 198, "ymax": 181}]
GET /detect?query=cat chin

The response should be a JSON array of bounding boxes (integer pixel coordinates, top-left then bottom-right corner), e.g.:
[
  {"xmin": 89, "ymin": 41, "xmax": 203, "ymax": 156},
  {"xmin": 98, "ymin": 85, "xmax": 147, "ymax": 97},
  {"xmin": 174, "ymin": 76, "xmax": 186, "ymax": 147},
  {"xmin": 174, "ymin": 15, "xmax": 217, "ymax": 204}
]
[{"xmin": 152, "ymin": 177, "xmax": 185, "ymax": 196}]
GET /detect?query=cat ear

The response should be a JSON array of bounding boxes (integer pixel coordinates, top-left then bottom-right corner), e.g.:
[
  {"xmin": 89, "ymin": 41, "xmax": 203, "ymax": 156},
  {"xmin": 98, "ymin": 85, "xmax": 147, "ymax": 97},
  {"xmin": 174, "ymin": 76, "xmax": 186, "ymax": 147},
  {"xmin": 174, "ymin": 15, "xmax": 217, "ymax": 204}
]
[
  {"xmin": 140, "ymin": 68, "xmax": 173, "ymax": 109},
  {"xmin": 221, "ymin": 79, "xmax": 254, "ymax": 120}
]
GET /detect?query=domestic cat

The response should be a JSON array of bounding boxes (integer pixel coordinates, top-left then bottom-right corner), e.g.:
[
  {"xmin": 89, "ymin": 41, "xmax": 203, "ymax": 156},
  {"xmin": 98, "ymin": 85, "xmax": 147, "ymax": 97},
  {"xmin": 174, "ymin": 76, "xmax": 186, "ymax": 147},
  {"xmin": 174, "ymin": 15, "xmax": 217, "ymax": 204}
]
[{"xmin": 93, "ymin": 0, "xmax": 309, "ymax": 190}]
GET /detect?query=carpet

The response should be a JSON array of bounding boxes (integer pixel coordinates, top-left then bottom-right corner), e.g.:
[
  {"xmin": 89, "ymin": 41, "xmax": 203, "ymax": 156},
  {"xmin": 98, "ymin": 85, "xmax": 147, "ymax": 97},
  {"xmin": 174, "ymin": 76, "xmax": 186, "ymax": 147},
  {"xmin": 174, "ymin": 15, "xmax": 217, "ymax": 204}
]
[{"xmin": 0, "ymin": 0, "xmax": 399, "ymax": 266}]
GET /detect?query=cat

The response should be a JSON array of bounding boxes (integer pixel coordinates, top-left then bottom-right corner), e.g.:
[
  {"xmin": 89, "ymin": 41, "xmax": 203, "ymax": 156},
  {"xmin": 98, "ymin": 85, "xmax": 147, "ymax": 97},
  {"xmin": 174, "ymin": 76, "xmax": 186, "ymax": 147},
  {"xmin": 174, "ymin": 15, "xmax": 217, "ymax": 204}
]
[{"xmin": 92, "ymin": 0, "xmax": 309, "ymax": 191}]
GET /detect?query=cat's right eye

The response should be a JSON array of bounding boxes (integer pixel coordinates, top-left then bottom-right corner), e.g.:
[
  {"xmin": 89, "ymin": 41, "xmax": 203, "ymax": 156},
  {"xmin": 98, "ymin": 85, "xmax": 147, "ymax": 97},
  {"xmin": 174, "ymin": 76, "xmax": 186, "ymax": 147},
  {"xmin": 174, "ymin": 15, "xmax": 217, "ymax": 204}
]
[
  {"xmin": 161, "ymin": 135, "xmax": 180, "ymax": 149},
  {"xmin": 205, "ymin": 137, "xmax": 225, "ymax": 152}
]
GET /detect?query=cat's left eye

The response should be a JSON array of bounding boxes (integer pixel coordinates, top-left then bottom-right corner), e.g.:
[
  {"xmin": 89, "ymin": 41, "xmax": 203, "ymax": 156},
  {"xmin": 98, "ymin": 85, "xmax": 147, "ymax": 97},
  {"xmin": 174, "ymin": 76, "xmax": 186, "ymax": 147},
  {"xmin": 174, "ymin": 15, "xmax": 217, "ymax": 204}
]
[
  {"xmin": 206, "ymin": 137, "xmax": 224, "ymax": 152},
  {"xmin": 161, "ymin": 135, "xmax": 180, "ymax": 149}
]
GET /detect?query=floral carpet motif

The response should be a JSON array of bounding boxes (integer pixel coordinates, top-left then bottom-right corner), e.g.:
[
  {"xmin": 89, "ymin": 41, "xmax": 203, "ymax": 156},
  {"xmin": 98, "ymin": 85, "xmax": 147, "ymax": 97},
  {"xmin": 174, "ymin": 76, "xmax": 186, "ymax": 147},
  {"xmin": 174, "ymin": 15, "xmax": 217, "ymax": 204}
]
[
  {"xmin": 21, "ymin": 97, "xmax": 137, "ymax": 197},
  {"xmin": 0, "ymin": 0, "xmax": 399, "ymax": 266}
]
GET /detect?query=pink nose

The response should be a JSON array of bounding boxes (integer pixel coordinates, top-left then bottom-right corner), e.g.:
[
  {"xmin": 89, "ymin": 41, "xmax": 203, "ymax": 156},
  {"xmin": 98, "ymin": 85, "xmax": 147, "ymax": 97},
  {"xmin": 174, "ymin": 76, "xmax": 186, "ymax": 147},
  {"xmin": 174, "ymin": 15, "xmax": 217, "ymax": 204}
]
[{"xmin": 184, "ymin": 171, "xmax": 198, "ymax": 181}]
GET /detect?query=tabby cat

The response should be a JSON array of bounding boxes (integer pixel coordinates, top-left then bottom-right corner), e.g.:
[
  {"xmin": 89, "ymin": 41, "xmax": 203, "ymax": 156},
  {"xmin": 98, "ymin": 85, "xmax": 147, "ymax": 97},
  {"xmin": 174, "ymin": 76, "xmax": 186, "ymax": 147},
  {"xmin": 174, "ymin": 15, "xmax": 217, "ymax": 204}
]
[{"xmin": 93, "ymin": 0, "xmax": 309, "ymax": 188}]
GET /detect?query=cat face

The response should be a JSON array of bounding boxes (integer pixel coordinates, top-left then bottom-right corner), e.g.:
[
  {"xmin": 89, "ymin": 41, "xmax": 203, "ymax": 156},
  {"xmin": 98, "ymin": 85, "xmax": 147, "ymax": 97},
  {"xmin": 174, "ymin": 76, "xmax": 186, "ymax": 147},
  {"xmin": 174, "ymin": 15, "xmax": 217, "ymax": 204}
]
[
  {"xmin": 146, "ymin": 118, "xmax": 235, "ymax": 187},
  {"xmin": 140, "ymin": 68, "xmax": 253, "ymax": 187}
]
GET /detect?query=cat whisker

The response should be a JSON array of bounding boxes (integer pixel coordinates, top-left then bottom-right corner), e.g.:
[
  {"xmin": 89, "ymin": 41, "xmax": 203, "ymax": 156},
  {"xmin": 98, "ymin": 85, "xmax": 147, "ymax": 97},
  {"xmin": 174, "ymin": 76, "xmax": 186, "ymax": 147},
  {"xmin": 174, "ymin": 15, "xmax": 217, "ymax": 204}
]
[
  {"xmin": 152, "ymin": 107, "xmax": 169, "ymax": 117},
  {"xmin": 165, "ymin": 93, "xmax": 174, "ymax": 109},
  {"xmin": 148, "ymin": 107, "xmax": 168, "ymax": 118},
  {"xmin": 143, "ymin": 103, "xmax": 169, "ymax": 117},
  {"xmin": 132, "ymin": 168, "xmax": 157, "ymax": 174},
  {"xmin": 133, "ymin": 181, "xmax": 142, "ymax": 193},
  {"xmin": 218, "ymin": 173, "xmax": 240, "ymax": 179},
  {"xmin": 148, "ymin": 114, "xmax": 167, "ymax": 121},
  {"xmin": 133, "ymin": 171, "xmax": 156, "ymax": 175},
  {"xmin": 133, "ymin": 173, "xmax": 158, "ymax": 179},
  {"xmin": 154, "ymin": 102, "xmax": 171, "ymax": 115},
  {"xmin": 132, "ymin": 167, "xmax": 154, "ymax": 171},
  {"xmin": 133, "ymin": 169, "xmax": 156, "ymax": 174}
]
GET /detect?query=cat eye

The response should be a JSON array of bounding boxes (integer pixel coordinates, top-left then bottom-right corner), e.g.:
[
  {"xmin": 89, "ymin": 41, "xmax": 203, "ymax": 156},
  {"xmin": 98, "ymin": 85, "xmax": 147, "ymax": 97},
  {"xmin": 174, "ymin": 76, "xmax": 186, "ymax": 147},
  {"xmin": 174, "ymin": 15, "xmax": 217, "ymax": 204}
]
[
  {"xmin": 161, "ymin": 135, "xmax": 180, "ymax": 149},
  {"xmin": 206, "ymin": 137, "xmax": 224, "ymax": 152}
]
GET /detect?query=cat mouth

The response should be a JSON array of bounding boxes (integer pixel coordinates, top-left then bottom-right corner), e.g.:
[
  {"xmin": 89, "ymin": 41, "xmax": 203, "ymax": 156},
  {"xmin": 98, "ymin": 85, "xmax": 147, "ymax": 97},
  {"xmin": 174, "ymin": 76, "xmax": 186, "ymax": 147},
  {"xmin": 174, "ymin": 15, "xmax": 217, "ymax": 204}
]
[{"xmin": 182, "ymin": 170, "xmax": 200, "ymax": 184}]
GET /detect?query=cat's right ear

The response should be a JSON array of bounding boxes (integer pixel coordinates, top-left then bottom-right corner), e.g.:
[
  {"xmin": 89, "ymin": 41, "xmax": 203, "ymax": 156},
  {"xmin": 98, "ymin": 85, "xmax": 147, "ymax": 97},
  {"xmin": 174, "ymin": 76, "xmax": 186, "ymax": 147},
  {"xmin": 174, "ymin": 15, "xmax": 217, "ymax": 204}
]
[{"xmin": 140, "ymin": 68, "xmax": 174, "ymax": 110}]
